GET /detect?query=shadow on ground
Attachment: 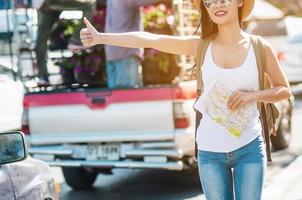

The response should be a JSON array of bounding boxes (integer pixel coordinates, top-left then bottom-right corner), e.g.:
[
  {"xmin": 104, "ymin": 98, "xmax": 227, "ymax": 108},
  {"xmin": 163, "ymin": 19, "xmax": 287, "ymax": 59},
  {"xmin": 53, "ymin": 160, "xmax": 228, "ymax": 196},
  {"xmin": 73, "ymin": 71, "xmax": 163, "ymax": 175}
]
[{"xmin": 60, "ymin": 168, "xmax": 202, "ymax": 200}]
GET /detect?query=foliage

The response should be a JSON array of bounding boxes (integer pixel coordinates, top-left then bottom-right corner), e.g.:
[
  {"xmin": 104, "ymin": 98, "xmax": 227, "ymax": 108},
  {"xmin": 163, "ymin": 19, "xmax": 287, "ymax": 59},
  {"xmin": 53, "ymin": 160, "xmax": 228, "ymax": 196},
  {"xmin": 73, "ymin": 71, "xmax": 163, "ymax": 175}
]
[
  {"xmin": 56, "ymin": 46, "xmax": 105, "ymax": 85},
  {"xmin": 52, "ymin": 7, "xmax": 107, "ymax": 85},
  {"xmin": 142, "ymin": 4, "xmax": 178, "ymax": 77},
  {"xmin": 49, "ymin": 19, "xmax": 81, "ymax": 50}
]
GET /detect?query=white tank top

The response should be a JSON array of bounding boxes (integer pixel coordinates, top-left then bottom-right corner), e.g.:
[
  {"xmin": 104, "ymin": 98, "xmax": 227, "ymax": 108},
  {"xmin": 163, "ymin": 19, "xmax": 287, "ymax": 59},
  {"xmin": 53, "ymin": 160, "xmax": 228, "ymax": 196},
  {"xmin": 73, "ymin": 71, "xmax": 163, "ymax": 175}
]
[{"xmin": 196, "ymin": 40, "xmax": 264, "ymax": 153}]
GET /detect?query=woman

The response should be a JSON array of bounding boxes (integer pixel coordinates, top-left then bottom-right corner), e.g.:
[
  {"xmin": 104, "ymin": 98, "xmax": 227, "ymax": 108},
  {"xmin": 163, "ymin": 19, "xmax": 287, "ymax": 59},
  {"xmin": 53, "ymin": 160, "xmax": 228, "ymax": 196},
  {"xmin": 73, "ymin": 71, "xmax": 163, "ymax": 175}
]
[{"xmin": 80, "ymin": 0, "xmax": 292, "ymax": 199}]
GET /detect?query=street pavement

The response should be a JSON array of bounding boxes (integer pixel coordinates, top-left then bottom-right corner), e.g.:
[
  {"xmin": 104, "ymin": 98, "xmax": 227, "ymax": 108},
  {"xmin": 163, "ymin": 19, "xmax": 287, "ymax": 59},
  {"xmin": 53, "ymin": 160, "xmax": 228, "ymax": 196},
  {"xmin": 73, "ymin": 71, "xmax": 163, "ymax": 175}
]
[{"xmin": 50, "ymin": 96, "xmax": 302, "ymax": 200}]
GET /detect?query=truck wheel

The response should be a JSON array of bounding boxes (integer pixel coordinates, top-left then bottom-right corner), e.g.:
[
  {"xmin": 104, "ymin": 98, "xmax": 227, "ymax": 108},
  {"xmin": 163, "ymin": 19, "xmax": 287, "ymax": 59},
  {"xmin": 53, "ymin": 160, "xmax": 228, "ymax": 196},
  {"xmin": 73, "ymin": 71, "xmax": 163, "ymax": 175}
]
[
  {"xmin": 62, "ymin": 167, "xmax": 97, "ymax": 190},
  {"xmin": 271, "ymin": 107, "xmax": 292, "ymax": 151}
]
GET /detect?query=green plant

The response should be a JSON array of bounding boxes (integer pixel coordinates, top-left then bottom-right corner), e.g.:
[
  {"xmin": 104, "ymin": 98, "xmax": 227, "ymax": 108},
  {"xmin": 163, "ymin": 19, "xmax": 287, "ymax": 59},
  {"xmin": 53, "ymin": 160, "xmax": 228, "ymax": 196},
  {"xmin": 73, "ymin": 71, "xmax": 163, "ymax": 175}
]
[
  {"xmin": 142, "ymin": 4, "xmax": 176, "ymax": 75},
  {"xmin": 49, "ymin": 19, "xmax": 81, "ymax": 50},
  {"xmin": 143, "ymin": 4, "xmax": 173, "ymax": 31},
  {"xmin": 144, "ymin": 48, "xmax": 170, "ymax": 74},
  {"xmin": 55, "ymin": 46, "xmax": 105, "ymax": 85}
]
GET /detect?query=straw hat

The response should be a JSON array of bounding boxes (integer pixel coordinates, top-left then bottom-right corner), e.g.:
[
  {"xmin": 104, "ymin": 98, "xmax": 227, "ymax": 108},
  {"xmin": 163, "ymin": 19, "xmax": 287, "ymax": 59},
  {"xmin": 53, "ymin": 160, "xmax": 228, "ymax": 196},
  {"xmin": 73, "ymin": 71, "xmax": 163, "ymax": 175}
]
[{"xmin": 193, "ymin": 0, "xmax": 255, "ymax": 20}]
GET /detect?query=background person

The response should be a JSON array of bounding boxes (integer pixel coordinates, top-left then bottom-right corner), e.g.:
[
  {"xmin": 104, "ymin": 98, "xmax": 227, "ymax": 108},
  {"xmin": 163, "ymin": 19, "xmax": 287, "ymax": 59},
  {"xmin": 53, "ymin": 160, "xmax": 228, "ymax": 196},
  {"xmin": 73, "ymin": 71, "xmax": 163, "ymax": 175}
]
[
  {"xmin": 104, "ymin": 0, "xmax": 171, "ymax": 89},
  {"xmin": 33, "ymin": 0, "xmax": 95, "ymax": 85}
]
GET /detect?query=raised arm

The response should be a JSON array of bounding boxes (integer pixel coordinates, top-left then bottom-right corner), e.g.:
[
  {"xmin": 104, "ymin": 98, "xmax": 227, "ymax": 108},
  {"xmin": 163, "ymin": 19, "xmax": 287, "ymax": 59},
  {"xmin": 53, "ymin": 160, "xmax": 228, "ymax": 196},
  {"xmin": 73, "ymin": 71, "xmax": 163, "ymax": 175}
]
[{"xmin": 80, "ymin": 17, "xmax": 199, "ymax": 57}]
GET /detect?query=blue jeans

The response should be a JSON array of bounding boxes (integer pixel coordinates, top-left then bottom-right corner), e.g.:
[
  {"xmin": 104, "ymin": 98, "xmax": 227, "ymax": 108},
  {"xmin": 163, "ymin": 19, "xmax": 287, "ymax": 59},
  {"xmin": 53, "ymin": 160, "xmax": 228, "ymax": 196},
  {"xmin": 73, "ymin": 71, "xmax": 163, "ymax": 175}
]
[
  {"xmin": 197, "ymin": 136, "xmax": 267, "ymax": 200},
  {"xmin": 106, "ymin": 56, "xmax": 142, "ymax": 89}
]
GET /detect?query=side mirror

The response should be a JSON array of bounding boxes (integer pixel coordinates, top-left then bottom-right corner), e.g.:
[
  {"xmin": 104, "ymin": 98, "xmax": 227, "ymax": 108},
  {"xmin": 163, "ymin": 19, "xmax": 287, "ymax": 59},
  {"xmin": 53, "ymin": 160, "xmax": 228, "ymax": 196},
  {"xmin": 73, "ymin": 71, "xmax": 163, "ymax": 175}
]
[{"xmin": 0, "ymin": 131, "xmax": 28, "ymax": 165}]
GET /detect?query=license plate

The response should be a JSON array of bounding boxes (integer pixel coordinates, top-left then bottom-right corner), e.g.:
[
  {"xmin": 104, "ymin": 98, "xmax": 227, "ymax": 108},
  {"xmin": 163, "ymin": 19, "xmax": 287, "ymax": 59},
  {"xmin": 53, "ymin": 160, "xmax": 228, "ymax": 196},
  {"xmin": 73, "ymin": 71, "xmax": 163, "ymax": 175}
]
[{"xmin": 86, "ymin": 144, "xmax": 120, "ymax": 161}]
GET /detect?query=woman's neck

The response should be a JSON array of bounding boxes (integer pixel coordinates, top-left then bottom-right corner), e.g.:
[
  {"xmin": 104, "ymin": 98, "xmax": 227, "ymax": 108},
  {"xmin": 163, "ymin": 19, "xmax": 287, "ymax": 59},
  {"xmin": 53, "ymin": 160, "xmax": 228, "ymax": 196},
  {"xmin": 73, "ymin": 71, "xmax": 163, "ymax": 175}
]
[{"xmin": 215, "ymin": 21, "xmax": 245, "ymax": 45}]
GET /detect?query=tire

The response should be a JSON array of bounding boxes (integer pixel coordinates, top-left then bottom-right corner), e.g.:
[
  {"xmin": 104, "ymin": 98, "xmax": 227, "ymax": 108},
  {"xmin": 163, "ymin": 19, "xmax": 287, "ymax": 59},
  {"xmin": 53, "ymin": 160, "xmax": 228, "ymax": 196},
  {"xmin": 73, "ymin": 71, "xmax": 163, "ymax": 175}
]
[
  {"xmin": 270, "ymin": 105, "xmax": 292, "ymax": 151},
  {"xmin": 62, "ymin": 167, "xmax": 97, "ymax": 190}
]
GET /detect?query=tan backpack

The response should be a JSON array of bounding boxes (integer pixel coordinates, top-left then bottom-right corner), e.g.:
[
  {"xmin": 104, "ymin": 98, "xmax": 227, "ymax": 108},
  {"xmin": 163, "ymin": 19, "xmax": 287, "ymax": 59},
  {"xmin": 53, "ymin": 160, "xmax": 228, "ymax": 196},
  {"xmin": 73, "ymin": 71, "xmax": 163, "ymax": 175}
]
[{"xmin": 193, "ymin": 34, "xmax": 280, "ymax": 162}]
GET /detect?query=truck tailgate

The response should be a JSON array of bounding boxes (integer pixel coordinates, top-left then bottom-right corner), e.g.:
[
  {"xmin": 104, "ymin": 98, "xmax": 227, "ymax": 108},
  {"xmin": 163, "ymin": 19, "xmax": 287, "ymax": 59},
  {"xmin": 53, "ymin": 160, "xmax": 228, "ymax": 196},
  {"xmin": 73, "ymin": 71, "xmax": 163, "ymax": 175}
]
[{"xmin": 25, "ymin": 87, "xmax": 177, "ymax": 143}]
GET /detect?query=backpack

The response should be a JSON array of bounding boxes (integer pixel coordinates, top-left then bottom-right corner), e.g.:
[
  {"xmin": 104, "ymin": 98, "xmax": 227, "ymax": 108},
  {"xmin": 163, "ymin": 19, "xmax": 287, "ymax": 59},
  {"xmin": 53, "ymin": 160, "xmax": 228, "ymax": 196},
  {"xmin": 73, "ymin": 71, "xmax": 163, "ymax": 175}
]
[{"xmin": 193, "ymin": 34, "xmax": 280, "ymax": 163}]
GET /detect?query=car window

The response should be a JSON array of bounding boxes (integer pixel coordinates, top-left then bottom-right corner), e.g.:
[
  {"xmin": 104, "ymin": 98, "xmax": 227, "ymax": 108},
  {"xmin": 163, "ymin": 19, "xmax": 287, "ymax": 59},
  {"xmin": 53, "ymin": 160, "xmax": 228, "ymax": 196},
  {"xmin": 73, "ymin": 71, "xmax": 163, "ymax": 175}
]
[
  {"xmin": 288, "ymin": 35, "xmax": 302, "ymax": 44},
  {"xmin": 249, "ymin": 19, "xmax": 288, "ymax": 36},
  {"xmin": 0, "ymin": 65, "xmax": 14, "ymax": 80}
]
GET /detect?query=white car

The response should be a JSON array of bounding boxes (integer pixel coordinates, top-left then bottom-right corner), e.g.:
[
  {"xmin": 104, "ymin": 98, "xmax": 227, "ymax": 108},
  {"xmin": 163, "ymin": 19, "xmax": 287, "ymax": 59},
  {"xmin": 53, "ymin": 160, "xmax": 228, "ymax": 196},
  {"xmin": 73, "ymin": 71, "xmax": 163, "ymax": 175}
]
[
  {"xmin": 279, "ymin": 34, "xmax": 302, "ymax": 84},
  {"xmin": 246, "ymin": 16, "xmax": 302, "ymax": 84},
  {"xmin": 0, "ymin": 59, "xmax": 24, "ymax": 132},
  {"xmin": 282, "ymin": 34, "xmax": 302, "ymax": 67},
  {"xmin": 0, "ymin": 131, "xmax": 59, "ymax": 200}
]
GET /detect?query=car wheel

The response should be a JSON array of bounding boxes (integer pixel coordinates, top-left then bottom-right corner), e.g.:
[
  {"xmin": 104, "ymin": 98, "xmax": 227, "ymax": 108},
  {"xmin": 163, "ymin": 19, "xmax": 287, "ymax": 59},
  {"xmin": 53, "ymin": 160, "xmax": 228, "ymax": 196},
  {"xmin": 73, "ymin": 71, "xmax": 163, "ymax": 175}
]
[
  {"xmin": 270, "ymin": 106, "xmax": 292, "ymax": 151},
  {"xmin": 62, "ymin": 167, "xmax": 97, "ymax": 190}
]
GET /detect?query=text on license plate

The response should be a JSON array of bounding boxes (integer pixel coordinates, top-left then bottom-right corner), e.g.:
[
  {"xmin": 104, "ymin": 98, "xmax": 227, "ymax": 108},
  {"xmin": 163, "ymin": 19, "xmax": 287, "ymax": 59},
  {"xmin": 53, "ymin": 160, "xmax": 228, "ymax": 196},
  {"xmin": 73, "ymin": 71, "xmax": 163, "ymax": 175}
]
[{"xmin": 87, "ymin": 144, "xmax": 120, "ymax": 161}]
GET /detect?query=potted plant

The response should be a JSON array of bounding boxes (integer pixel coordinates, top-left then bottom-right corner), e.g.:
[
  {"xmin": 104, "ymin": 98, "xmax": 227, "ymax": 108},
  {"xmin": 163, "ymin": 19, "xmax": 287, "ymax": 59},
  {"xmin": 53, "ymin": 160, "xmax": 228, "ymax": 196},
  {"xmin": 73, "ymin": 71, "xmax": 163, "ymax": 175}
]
[
  {"xmin": 142, "ymin": 4, "xmax": 180, "ymax": 85},
  {"xmin": 73, "ymin": 46, "xmax": 106, "ymax": 86},
  {"xmin": 55, "ymin": 57, "xmax": 76, "ymax": 84},
  {"xmin": 54, "ymin": 5, "xmax": 107, "ymax": 86},
  {"xmin": 56, "ymin": 46, "xmax": 106, "ymax": 86},
  {"xmin": 49, "ymin": 19, "xmax": 81, "ymax": 51}
]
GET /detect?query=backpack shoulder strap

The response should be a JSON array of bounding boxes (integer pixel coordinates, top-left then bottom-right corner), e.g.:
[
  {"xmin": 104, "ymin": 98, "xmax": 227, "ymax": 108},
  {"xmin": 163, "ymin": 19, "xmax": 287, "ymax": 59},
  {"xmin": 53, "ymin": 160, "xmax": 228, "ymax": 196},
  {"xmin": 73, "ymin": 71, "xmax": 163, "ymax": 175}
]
[
  {"xmin": 251, "ymin": 34, "xmax": 273, "ymax": 162},
  {"xmin": 251, "ymin": 34, "xmax": 268, "ymax": 118},
  {"xmin": 254, "ymin": 35, "xmax": 279, "ymax": 137},
  {"xmin": 251, "ymin": 35, "xmax": 265, "ymax": 91},
  {"xmin": 195, "ymin": 37, "xmax": 212, "ymax": 96}
]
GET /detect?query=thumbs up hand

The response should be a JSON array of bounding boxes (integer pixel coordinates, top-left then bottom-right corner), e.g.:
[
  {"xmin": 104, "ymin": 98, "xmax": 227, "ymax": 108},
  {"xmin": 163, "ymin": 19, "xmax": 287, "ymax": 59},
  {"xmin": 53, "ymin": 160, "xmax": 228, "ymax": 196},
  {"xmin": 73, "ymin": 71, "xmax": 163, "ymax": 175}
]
[{"xmin": 80, "ymin": 17, "xmax": 99, "ymax": 47}]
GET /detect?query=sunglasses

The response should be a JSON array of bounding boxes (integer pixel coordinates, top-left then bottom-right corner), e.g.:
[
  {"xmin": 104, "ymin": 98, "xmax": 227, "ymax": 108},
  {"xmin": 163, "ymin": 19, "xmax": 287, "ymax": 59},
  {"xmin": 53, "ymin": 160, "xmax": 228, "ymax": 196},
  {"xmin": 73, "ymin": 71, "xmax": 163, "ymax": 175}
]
[{"xmin": 203, "ymin": 0, "xmax": 233, "ymax": 9}]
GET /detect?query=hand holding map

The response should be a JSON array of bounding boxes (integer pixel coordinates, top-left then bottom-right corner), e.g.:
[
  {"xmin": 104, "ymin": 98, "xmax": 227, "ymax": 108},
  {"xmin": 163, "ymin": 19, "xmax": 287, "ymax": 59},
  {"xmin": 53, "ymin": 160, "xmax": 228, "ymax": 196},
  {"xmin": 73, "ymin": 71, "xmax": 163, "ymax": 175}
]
[{"xmin": 194, "ymin": 81, "xmax": 258, "ymax": 138}]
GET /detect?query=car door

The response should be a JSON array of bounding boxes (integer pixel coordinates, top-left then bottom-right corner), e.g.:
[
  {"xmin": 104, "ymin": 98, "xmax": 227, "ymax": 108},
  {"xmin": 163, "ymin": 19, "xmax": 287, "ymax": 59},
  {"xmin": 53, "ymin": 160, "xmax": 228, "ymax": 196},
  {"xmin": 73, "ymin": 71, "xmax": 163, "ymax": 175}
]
[
  {"xmin": 0, "ymin": 165, "xmax": 15, "ymax": 200},
  {"xmin": 0, "ymin": 63, "xmax": 24, "ymax": 132}
]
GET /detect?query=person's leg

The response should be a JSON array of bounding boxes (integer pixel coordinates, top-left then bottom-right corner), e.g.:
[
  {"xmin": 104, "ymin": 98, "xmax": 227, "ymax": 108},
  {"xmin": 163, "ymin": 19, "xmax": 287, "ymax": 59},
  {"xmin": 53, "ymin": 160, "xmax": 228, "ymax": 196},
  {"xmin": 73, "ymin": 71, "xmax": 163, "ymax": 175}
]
[
  {"xmin": 105, "ymin": 61, "xmax": 116, "ymax": 89},
  {"xmin": 114, "ymin": 56, "xmax": 142, "ymax": 88},
  {"xmin": 198, "ymin": 150, "xmax": 234, "ymax": 200},
  {"xmin": 35, "ymin": 5, "xmax": 60, "ymax": 81},
  {"xmin": 46, "ymin": 0, "xmax": 94, "ymax": 11},
  {"xmin": 125, "ymin": 56, "xmax": 142, "ymax": 88},
  {"xmin": 232, "ymin": 136, "xmax": 267, "ymax": 200}
]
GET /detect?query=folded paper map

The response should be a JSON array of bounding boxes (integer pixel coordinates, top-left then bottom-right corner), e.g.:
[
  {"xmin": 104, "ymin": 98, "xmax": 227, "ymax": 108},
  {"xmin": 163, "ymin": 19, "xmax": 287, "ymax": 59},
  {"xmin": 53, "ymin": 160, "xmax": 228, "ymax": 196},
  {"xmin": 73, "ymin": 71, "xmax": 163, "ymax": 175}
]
[{"xmin": 194, "ymin": 81, "xmax": 258, "ymax": 138}]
